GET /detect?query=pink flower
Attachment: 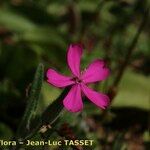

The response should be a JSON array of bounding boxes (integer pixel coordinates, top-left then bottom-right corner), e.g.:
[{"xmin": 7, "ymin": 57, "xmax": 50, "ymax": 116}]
[{"xmin": 47, "ymin": 44, "xmax": 110, "ymax": 112}]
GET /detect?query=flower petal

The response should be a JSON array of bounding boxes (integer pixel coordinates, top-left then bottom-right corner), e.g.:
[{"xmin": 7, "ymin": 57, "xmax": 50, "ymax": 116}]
[
  {"xmin": 81, "ymin": 84, "xmax": 110, "ymax": 109},
  {"xmin": 63, "ymin": 84, "xmax": 83, "ymax": 112},
  {"xmin": 81, "ymin": 59, "xmax": 110, "ymax": 83},
  {"xmin": 67, "ymin": 44, "xmax": 83, "ymax": 77},
  {"xmin": 47, "ymin": 69, "xmax": 74, "ymax": 88}
]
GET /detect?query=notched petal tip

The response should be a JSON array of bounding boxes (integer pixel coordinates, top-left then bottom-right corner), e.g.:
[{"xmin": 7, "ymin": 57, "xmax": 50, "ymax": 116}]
[
  {"xmin": 69, "ymin": 43, "xmax": 83, "ymax": 49},
  {"xmin": 99, "ymin": 95, "xmax": 110, "ymax": 109}
]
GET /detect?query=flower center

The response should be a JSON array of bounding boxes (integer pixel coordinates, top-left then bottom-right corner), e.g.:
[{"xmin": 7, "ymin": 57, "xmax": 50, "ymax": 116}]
[{"xmin": 72, "ymin": 77, "xmax": 82, "ymax": 84}]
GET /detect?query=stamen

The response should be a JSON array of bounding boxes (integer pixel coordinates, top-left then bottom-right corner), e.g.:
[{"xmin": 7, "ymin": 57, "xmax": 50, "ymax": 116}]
[{"xmin": 72, "ymin": 77, "xmax": 82, "ymax": 84}]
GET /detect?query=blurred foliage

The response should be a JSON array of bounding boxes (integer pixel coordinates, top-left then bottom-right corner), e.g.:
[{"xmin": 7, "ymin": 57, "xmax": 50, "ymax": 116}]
[{"xmin": 0, "ymin": 0, "xmax": 149, "ymax": 149}]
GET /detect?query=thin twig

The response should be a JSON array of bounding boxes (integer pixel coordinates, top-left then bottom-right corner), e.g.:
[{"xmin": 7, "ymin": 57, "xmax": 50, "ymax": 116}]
[{"xmin": 113, "ymin": 8, "xmax": 149, "ymax": 88}]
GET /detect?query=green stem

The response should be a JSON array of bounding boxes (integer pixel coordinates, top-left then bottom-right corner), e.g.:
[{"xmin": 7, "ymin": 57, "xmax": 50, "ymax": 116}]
[{"xmin": 113, "ymin": 7, "xmax": 149, "ymax": 88}]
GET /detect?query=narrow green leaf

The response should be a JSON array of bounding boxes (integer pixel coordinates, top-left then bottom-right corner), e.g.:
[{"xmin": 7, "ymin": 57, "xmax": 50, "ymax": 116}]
[
  {"xmin": 17, "ymin": 63, "xmax": 44, "ymax": 138},
  {"xmin": 41, "ymin": 87, "xmax": 70, "ymax": 125},
  {"xmin": 24, "ymin": 87, "xmax": 70, "ymax": 140}
]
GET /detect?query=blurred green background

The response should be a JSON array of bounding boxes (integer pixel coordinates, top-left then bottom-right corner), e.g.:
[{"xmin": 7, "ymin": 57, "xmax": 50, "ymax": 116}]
[{"xmin": 0, "ymin": 0, "xmax": 149, "ymax": 149}]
